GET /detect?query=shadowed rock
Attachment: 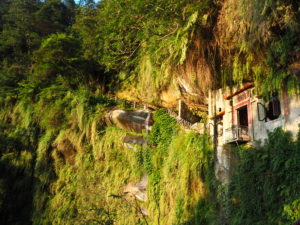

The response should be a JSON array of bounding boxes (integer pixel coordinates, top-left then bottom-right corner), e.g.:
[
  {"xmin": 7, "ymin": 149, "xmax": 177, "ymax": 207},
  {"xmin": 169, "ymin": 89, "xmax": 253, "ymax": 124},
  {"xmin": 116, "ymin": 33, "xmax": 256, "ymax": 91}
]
[{"xmin": 106, "ymin": 109, "xmax": 153, "ymax": 133}]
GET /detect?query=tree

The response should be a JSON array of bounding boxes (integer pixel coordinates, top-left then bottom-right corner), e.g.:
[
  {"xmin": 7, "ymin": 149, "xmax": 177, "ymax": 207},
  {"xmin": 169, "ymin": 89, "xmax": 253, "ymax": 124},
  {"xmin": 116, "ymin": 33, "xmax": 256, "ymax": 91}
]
[
  {"xmin": 0, "ymin": 0, "xmax": 41, "ymax": 64},
  {"xmin": 34, "ymin": 0, "xmax": 71, "ymax": 35},
  {"xmin": 32, "ymin": 33, "xmax": 83, "ymax": 82}
]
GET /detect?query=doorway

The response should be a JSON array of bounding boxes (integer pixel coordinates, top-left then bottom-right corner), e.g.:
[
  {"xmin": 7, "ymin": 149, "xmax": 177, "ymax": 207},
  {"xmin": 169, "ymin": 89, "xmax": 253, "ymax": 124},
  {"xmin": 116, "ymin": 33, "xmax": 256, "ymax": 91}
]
[{"xmin": 237, "ymin": 105, "xmax": 248, "ymax": 127}]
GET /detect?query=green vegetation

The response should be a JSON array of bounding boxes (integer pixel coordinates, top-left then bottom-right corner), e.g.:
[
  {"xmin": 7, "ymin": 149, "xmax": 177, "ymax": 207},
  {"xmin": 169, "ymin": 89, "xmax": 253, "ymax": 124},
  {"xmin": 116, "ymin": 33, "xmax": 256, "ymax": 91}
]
[
  {"xmin": 0, "ymin": 82, "xmax": 118, "ymax": 224},
  {"xmin": 229, "ymin": 128, "xmax": 300, "ymax": 225},
  {"xmin": 38, "ymin": 110, "xmax": 216, "ymax": 225},
  {"xmin": 145, "ymin": 110, "xmax": 216, "ymax": 225},
  {"xmin": 0, "ymin": 0, "xmax": 300, "ymax": 224},
  {"xmin": 218, "ymin": 0, "xmax": 300, "ymax": 95},
  {"xmin": 1, "ymin": 0, "xmax": 299, "ymax": 102},
  {"xmin": 2, "ymin": 94, "xmax": 300, "ymax": 224},
  {"xmin": 1, "ymin": 88, "xmax": 217, "ymax": 224}
]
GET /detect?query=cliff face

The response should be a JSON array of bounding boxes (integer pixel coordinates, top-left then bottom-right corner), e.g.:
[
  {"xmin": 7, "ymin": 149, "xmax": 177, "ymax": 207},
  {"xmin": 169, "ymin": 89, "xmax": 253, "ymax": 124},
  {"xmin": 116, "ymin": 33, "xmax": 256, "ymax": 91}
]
[
  {"xmin": 0, "ymin": 0, "xmax": 300, "ymax": 225},
  {"xmin": 116, "ymin": 38, "xmax": 214, "ymax": 112},
  {"xmin": 113, "ymin": 0, "xmax": 300, "ymax": 112},
  {"xmin": 0, "ymin": 81, "xmax": 215, "ymax": 225},
  {"xmin": 3, "ymin": 98, "xmax": 300, "ymax": 225}
]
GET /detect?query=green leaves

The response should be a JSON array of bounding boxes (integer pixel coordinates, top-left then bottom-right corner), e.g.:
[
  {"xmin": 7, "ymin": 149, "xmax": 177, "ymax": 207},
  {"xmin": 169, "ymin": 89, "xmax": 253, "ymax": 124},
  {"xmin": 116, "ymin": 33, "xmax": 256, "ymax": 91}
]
[
  {"xmin": 148, "ymin": 109, "xmax": 179, "ymax": 149},
  {"xmin": 218, "ymin": 0, "xmax": 300, "ymax": 94},
  {"xmin": 94, "ymin": 0, "xmax": 215, "ymax": 86},
  {"xmin": 32, "ymin": 33, "xmax": 86, "ymax": 85},
  {"xmin": 229, "ymin": 128, "xmax": 300, "ymax": 225}
]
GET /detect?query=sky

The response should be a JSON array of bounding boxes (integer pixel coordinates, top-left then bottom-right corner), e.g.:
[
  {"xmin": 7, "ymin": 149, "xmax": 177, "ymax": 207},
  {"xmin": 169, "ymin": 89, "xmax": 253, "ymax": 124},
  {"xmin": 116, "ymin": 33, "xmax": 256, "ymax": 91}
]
[{"xmin": 74, "ymin": 0, "xmax": 100, "ymax": 4}]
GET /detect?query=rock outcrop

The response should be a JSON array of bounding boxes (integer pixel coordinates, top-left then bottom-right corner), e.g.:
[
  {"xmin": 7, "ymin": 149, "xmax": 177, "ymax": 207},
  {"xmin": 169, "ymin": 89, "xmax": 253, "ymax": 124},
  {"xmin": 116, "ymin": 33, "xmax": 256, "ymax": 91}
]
[
  {"xmin": 123, "ymin": 134, "xmax": 147, "ymax": 152},
  {"xmin": 106, "ymin": 109, "xmax": 153, "ymax": 133},
  {"xmin": 124, "ymin": 175, "xmax": 148, "ymax": 202}
]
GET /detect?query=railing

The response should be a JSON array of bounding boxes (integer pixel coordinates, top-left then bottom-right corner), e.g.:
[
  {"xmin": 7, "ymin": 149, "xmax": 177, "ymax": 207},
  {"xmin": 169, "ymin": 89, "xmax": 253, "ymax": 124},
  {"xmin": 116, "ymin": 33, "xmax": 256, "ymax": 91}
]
[
  {"xmin": 167, "ymin": 109, "xmax": 193, "ymax": 129},
  {"xmin": 224, "ymin": 125, "xmax": 250, "ymax": 143},
  {"xmin": 108, "ymin": 97, "xmax": 196, "ymax": 131}
]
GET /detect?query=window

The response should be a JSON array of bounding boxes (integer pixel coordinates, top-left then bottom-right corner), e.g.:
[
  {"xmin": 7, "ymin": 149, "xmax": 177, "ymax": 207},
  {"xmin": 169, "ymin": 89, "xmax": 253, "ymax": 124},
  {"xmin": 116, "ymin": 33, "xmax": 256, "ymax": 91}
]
[
  {"xmin": 257, "ymin": 96, "xmax": 281, "ymax": 122},
  {"xmin": 267, "ymin": 96, "xmax": 281, "ymax": 120}
]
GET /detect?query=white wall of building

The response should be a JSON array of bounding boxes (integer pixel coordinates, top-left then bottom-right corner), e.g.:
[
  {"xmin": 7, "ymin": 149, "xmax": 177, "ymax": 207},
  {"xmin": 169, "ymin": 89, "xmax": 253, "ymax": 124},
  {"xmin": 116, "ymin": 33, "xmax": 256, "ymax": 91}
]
[
  {"xmin": 209, "ymin": 85, "xmax": 300, "ymax": 182},
  {"xmin": 209, "ymin": 86, "xmax": 300, "ymax": 146}
]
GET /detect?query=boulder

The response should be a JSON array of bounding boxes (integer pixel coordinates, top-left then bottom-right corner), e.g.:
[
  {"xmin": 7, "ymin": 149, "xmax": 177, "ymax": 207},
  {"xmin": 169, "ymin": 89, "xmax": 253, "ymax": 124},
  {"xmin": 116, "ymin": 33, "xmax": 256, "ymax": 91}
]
[
  {"xmin": 123, "ymin": 134, "xmax": 147, "ymax": 146},
  {"xmin": 124, "ymin": 175, "xmax": 148, "ymax": 202},
  {"xmin": 106, "ymin": 109, "xmax": 153, "ymax": 133},
  {"xmin": 123, "ymin": 134, "xmax": 148, "ymax": 152}
]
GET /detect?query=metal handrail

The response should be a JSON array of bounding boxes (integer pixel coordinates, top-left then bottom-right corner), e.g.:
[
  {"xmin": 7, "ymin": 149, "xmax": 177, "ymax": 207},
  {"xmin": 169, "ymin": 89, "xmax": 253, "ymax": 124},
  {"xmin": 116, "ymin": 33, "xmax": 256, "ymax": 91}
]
[
  {"xmin": 167, "ymin": 109, "xmax": 193, "ymax": 129},
  {"xmin": 225, "ymin": 125, "xmax": 249, "ymax": 143}
]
